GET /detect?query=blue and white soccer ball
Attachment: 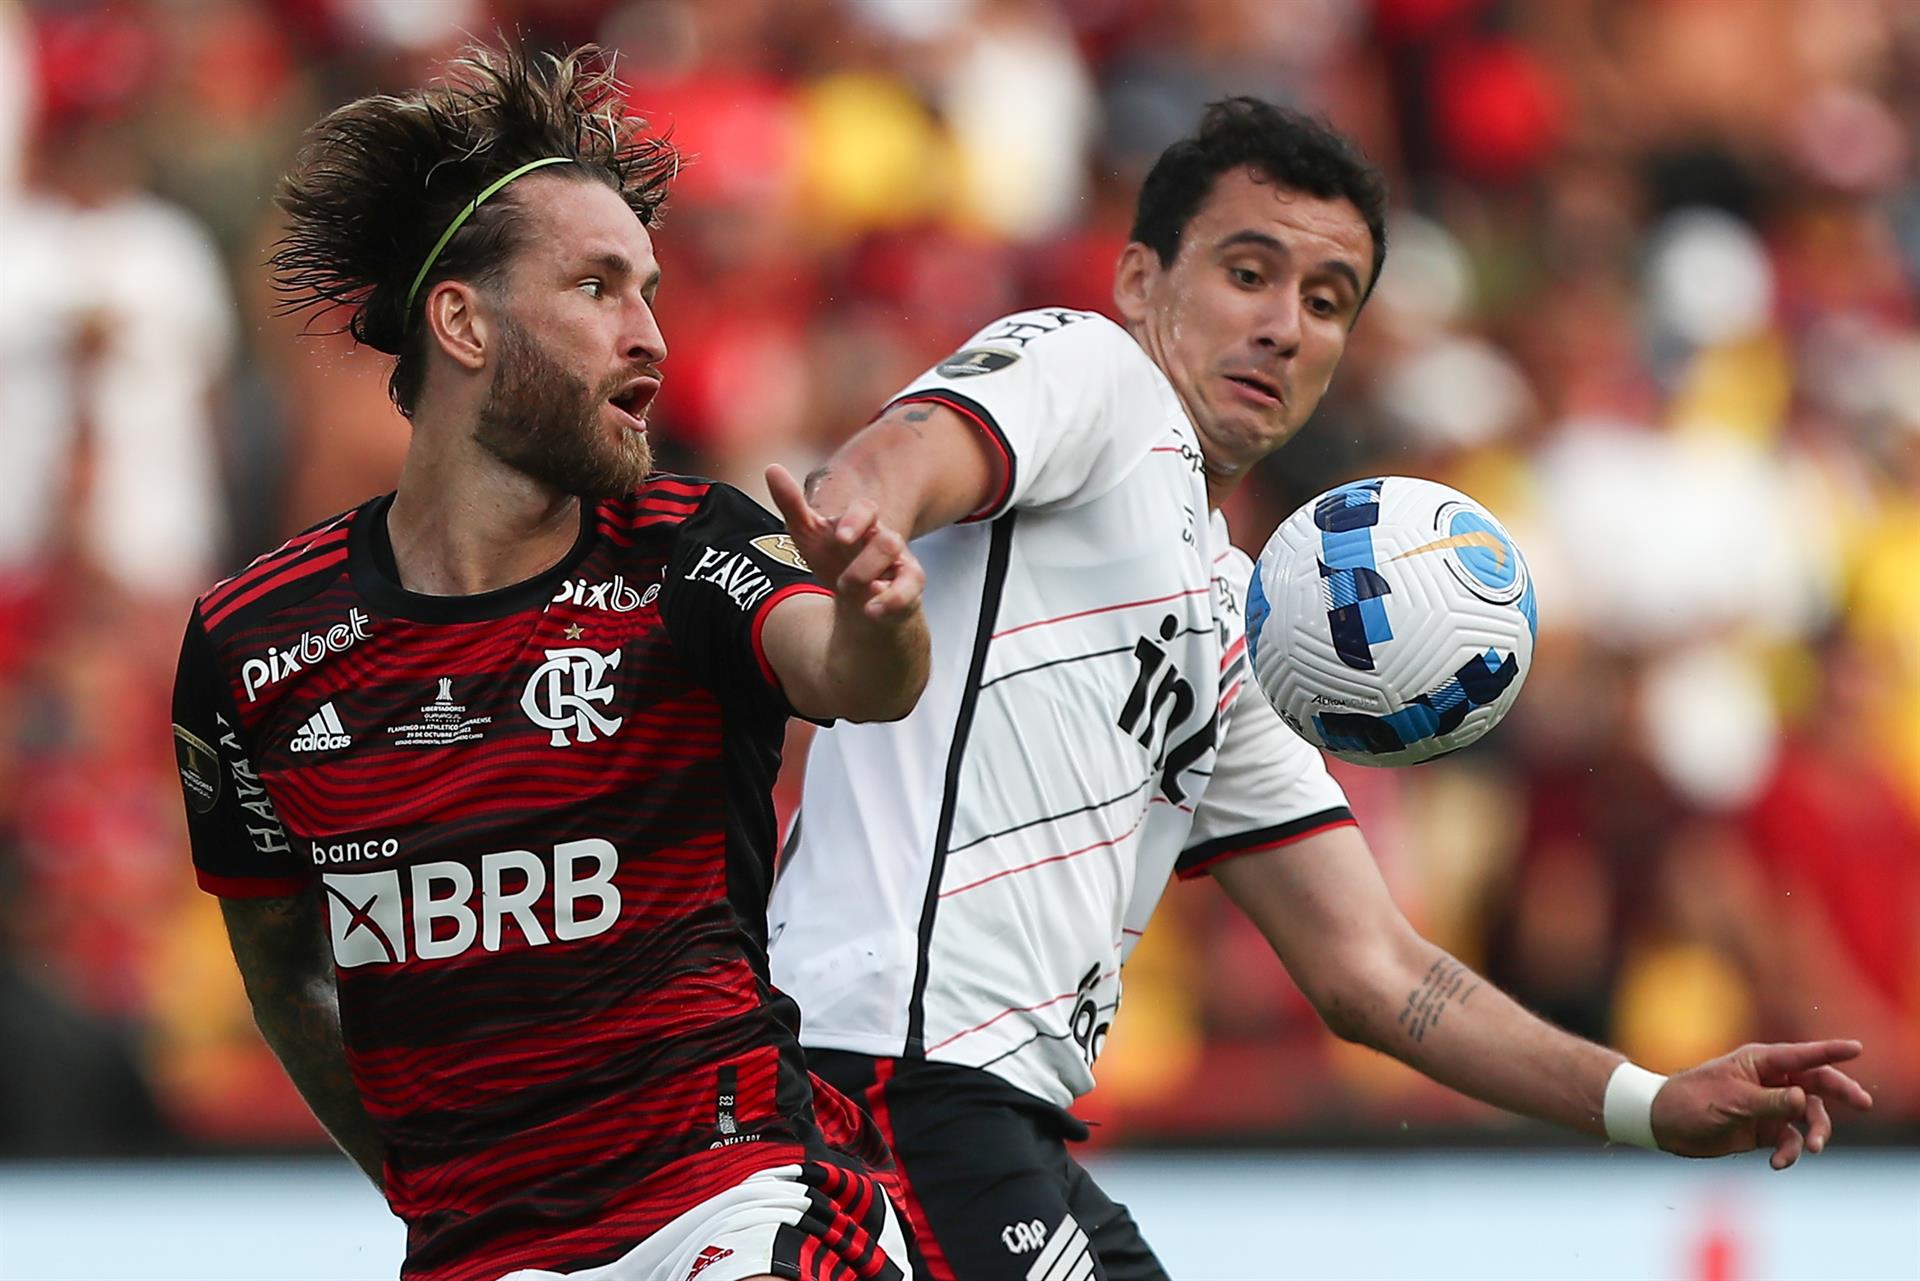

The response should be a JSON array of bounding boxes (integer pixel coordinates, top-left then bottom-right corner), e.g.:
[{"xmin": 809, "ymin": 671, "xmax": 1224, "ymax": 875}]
[{"xmin": 1246, "ymin": 476, "xmax": 1537, "ymax": 766}]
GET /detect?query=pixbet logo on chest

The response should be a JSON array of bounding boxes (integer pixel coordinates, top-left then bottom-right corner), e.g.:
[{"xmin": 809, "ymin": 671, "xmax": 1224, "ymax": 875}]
[
  {"xmin": 550, "ymin": 574, "xmax": 657, "ymax": 612},
  {"xmin": 242, "ymin": 609, "xmax": 372, "ymax": 701}
]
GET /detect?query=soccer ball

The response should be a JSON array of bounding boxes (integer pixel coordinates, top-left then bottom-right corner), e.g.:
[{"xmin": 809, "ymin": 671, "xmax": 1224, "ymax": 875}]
[{"xmin": 1246, "ymin": 476, "xmax": 1537, "ymax": 766}]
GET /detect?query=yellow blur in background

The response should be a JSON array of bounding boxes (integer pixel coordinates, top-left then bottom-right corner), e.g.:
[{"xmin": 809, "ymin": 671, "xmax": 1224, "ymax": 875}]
[{"xmin": 0, "ymin": 0, "xmax": 1916, "ymax": 1159}]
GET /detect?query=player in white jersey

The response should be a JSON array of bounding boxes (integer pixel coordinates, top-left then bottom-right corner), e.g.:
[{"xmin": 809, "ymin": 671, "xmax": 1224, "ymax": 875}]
[{"xmin": 768, "ymin": 99, "xmax": 1873, "ymax": 1280}]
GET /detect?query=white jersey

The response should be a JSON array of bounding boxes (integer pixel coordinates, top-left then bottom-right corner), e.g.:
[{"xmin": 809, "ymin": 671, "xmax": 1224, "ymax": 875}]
[{"xmin": 768, "ymin": 308, "xmax": 1353, "ymax": 1109}]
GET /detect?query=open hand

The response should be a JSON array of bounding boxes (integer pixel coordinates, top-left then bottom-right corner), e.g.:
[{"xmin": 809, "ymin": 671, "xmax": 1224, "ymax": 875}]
[
  {"xmin": 1651, "ymin": 1039, "xmax": 1874, "ymax": 1169},
  {"xmin": 766, "ymin": 463, "xmax": 924, "ymax": 621}
]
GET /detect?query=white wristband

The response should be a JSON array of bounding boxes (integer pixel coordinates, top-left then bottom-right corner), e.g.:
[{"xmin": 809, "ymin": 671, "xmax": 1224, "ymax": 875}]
[{"xmin": 1603, "ymin": 1061, "xmax": 1668, "ymax": 1150}]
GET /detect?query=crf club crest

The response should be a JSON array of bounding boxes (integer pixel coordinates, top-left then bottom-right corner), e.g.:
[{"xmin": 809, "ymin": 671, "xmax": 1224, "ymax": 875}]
[{"xmin": 521, "ymin": 646, "xmax": 624, "ymax": 747}]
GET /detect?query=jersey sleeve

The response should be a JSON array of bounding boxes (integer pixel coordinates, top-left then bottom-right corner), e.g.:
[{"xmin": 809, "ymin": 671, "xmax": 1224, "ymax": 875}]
[
  {"xmin": 1176, "ymin": 662, "xmax": 1358, "ymax": 882},
  {"xmin": 887, "ymin": 308, "xmax": 1178, "ymax": 520},
  {"xmin": 172, "ymin": 610, "xmax": 307, "ymax": 898},
  {"xmin": 661, "ymin": 482, "xmax": 833, "ymax": 719}
]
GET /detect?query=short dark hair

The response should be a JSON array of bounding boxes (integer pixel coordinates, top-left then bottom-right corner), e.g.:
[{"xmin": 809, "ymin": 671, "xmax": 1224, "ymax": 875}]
[
  {"xmin": 1131, "ymin": 97, "xmax": 1389, "ymax": 303},
  {"xmin": 270, "ymin": 43, "xmax": 676, "ymax": 417}
]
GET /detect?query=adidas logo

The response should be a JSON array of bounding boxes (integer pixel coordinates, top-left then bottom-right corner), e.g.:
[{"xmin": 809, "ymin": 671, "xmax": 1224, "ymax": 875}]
[{"xmin": 290, "ymin": 702, "xmax": 352, "ymax": 753}]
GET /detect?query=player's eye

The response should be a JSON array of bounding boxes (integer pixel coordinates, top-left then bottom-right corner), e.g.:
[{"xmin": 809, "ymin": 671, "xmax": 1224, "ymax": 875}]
[
  {"xmin": 1229, "ymin": 266, "xmax": 1264, "ymax": 288},
  {"xmin": 579, "ymin": 279, "xmax": 605, "ymax": 299},
  {"xmin": 1306, "ymin": 293, "xmax": 1339, "ymax": 318}
]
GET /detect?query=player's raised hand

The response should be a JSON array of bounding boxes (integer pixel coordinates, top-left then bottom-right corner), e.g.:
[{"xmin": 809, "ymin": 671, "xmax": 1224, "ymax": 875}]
[
  {"xmin": 1650, "ymin": 1040, "xmax": 1873, "ymax": 1169},
  {"xmin": 766, "ymin": 463, "xmax": 924, "ymax": 621}
]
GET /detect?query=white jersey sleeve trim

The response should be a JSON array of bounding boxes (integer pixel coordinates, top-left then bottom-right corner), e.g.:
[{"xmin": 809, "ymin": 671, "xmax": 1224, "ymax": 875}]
[
  {"xmin": 889, "ymin": 307, "xmax": 1181, "ymax": 518},
  {"xmin": 1174, "ymin": 806, "xmax": 1358, "ymax": 881}
]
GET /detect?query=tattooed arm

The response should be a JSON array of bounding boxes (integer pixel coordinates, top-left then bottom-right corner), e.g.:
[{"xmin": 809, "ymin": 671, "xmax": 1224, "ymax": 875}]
[
  {"xmin": 766, "ymin": 398, "xmax": 1001, "ymax": 545},
  {"xmin": 1211, "ymin": 826, "xmax": 1871, "ymax": 1162},
  {"xmin": 220, "ymin": 893, "xmax": 386, "ymax": 1188},
  {"xmin": 1210, "ymin": 825, "xmax": 1623, "ymax": 1136}
]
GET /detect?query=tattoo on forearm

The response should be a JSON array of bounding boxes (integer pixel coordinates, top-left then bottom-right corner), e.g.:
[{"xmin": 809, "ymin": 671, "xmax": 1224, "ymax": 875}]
[
  {"xmin": 1398, "ymin": 956, "xmax": 1481, "ymax": 1043},
  {"xmin": 895, "ymin": 403, "xmax": 935, "ymax": 439},
  {"xmin": 224, "ymin": 894, "xmax": 386, "ymax": 1188}
]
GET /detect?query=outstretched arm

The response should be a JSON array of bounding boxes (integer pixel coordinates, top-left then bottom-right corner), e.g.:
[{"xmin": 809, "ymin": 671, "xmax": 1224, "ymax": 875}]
[
  {"xmin": 756, "ymin": 469, "xmax": 930, "ymax": 723},
  {"xmin": 1214, "ymin": 825, "xmax": 1872, "ymax": 1167},
  {"xmin": 750, "ymin": 395, "xmax": 999, "ymax": 722},
  {"xmin": 778, "ymin": 397, "xmax": 1002, "ymax": 541},
  {"xmin": 220, "ymin": 892, "xmax": 386, "ymax": 1189}
]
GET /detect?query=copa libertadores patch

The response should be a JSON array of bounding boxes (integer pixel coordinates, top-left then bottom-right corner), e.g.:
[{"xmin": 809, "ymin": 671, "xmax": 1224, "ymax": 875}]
[
  {"xmin": 174, "ymin": 725, "xmax": 221, "ymax": 813},
  {"xmin": 934, "ymin": 347, "xmax": 1020, "ymax": 378}
]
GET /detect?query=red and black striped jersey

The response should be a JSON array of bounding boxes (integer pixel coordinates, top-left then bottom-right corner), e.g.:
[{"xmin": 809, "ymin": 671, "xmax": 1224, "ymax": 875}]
[{"xmin": 170, "ymin": 477, "xmax": 858, "ymax": 1281}]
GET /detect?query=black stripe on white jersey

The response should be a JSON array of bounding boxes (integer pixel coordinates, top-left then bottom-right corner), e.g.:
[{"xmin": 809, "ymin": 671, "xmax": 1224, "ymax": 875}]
[
  {"xmin": 969, "ymin": 998, "xmax": 1120, "ymax": 1072},
  {"xmin": 978, "ymin": 622, "xmax": 1214, "ymax": 692},
  {"xmin": 776, "ymin": 810, "xmax": 802, "ymax": 873},
  {"xmin": 906, "ymin": 512, "xmax": 1019, "ymax": 1056},
  {"xmin": 946, "ymin": 776, "xmax": 1154, "ymax": 856},
  {"xmin": 950, "ymin": 621, "xmax": 1216, "ymax": 855}
]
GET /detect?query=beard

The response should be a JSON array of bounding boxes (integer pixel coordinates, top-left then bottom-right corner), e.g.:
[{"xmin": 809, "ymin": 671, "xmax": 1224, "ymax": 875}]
[{"xmin": 472, "ymin": 316, "xmax": 653, "ymax": 499}]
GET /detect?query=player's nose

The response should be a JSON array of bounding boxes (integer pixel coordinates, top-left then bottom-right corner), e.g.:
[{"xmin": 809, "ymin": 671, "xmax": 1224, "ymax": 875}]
[
  {"xmin": 1252, "ymin": 288, "xmax": 1303, "ymax": 357},
  {"xmin": 622, "ymin": 297, "xmax": 668, "ymax": 366}
]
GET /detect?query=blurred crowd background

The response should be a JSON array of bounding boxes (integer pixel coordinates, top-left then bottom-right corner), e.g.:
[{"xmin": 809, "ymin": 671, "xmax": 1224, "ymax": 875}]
[{"xmin": 1, "ymin": 0, "xmax": 1917, "ymax": 1159}]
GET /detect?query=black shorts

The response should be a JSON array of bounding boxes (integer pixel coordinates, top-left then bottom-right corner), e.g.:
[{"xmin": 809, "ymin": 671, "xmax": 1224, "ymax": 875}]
[{"xmin": 810, "ymin": 1050, "xmax": 1170, "ymax": 1281}]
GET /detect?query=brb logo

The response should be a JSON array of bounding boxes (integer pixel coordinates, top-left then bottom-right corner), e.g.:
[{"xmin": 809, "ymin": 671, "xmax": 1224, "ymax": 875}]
[
  {"xmin": 521, "ymin": 647, "xmax": 624, "ymax": 747},
  {"xmin": 322, "ymin": 840, "xmax": 621, "ymax": 967}
]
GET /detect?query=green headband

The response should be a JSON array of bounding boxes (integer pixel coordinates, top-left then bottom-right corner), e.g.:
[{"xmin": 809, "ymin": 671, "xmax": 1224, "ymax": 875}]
[{"xmin": 405, "ymin": 156, "xmax": 575, "ymax": 319}]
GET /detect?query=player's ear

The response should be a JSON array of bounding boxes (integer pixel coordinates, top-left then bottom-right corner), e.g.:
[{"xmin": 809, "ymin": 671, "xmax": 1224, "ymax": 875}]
[
  {"xmin": 424, "ymin": 280, "xmax": 491, "ymax": 372},
  {"xmin": 1112, "ymin": 242, "xmax": 1160, "ymax": 328}
]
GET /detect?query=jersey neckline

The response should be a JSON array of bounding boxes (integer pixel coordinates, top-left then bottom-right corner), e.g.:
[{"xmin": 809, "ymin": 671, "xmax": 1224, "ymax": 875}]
[{"xmin": 348, "ymin": 491, "xmax": 599, "ymax": 623}]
